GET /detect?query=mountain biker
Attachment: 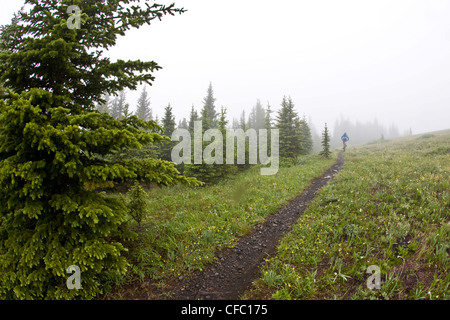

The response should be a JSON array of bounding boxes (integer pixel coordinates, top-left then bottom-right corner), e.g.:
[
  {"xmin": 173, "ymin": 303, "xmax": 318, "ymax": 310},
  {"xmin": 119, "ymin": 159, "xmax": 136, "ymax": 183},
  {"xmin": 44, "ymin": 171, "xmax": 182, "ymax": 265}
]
[{"xmin": 341, "ymin": 132, "xmax": 349, "ymax": 151}]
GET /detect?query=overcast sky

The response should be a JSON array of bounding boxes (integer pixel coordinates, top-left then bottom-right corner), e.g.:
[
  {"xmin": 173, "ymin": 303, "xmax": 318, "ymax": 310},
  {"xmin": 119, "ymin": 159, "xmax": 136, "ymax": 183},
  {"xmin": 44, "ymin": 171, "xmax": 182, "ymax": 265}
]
[{"xmin": 1, "ymin": 0, "xmax": 450, "ymax": 135}]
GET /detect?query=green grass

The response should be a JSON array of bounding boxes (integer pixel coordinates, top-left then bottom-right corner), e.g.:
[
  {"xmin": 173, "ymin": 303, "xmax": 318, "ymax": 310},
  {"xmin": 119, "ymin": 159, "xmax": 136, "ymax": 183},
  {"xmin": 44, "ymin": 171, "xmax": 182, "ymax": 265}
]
[
  {"xmin": 106, "ymin": 154, "xmax": 337, "ymax": 295},
  {"xmin": 244, "ymin": 130, "xmax": 450, "ymax": 300}
]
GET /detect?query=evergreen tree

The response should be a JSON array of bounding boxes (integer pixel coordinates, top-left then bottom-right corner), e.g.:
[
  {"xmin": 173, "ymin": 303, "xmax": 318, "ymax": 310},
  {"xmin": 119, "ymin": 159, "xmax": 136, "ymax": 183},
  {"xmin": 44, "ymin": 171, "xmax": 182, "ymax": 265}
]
[
  {"xmin": 320, "ymin": 123, "xmax": 332, "ymax": 158},
  {"xmin": 217, "ymin": 106, "xmax": 236, "ymax": 178},
  {"xmin": 122, "ymin": 102, "xmax": 133, "ymax": 119},
  {"xmin": 250, "ymin": 99, "xmax": 266, "ymax": 131},
  {"xmin": 232, "ymin": 117, "xmax": 241, "ymax": 129},
  {"xmin": 0, "ymin": 0, "xmax": 197, "ymax": 300},
  {"xmin": 247, "ymin": 106, "xmax": 256, "ymax": 130},
  {"xmin": 188, "ymin": 105, "xmax": 198, "ymax": 135},
  {"xmin": 136, "ymin": 86, "xmax": 152, "ymax": 121},
  {"xmin": 110, "ymin": 90, "xmax": 127, "ymax": 120},
  {"xmin": 200, "ymin": 102, "xmax": 212, "ymax": 131},
  {"xmin": 96, "ymin": 94, "xmax": 110, "ymax": 114},
  {"xmin": 202, "ymin": 82, "xmax": 218, "ymax": 128},
  {"xmin": 178, "ymin": 118, "xmax": 188, "ymax": 130},
  {"xmin": 297, "ymin": 116, "xmax": 313, "ymax": 155},
  {"xmin": 264, "ymin": 104, "xmax": 273, "ymax": 130},
  {"xmin": 109, "ymin": 95, "xmax": 119, "ymax": 119},
  {"xmin": 264, "ymin": 103, "xmax": 273, "ymax": 130},
  {"xmin": 276, "ymin": 96, "xmax": 302, "ymax": 158},
  {"xmin": 175, "ymin": 117, "xmax": 188, "ymax": 174},
  {"xmin": 184, "ymin": 106, "xmax": 223, "ymax": 184},
  {"xmin": 239, "ymin": 110, "xmax": 247, "ymax": 131},
  {"xmin": 263, "ymin": 103, "xmax": 273, "ymax": 151},
  {"xmin": 162, "ymin": 104, "xmax": 176, "ymax": 134},
  {"xmin": 218, "ymin": 107, "xmax": 228, "ymax": 140},
  {"xmin": 161, "ymin": 103, "xmax": 176, "ymax": 161},
  {"xmin": 126, "ymin": 182, "xmax": 149, "ymax": 226},
  {"xmin": 235, "ymin": 109, "xmax": 253, "ymax": 172}
]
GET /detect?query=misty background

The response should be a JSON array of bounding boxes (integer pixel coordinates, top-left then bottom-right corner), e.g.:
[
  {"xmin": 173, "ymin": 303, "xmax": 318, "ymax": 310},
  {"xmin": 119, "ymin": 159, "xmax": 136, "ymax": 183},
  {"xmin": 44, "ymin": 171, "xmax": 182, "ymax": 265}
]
[{"xmin": 1, "ymin": 0, "xmax": 450, "ymax": 148}]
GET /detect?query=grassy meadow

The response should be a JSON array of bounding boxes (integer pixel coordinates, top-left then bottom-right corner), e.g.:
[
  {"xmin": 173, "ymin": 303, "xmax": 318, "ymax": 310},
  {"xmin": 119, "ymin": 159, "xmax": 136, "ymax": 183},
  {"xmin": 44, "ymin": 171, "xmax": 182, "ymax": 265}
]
[
  {"xmin": 106, "ymin": 154, "xmax": 337, "ymax": 296},
  {"xmin": 243, "ymin": 130, "xmax": 449, "ymax": 300}
]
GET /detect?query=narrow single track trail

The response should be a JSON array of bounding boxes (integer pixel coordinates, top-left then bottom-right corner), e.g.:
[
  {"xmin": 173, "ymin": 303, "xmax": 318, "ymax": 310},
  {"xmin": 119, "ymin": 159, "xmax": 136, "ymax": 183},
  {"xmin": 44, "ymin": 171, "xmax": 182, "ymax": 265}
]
[{"xmin": 170, "ymin": 153, "xmax": 345, "ymax": 300}]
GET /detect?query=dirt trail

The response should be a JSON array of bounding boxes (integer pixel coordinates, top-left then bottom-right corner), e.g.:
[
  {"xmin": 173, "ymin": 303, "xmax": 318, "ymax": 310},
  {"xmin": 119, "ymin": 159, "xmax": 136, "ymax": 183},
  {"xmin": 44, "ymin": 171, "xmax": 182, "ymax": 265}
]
[{"xmin": 169, "ymin": 153, "xmax": 345, "ymax": 300}]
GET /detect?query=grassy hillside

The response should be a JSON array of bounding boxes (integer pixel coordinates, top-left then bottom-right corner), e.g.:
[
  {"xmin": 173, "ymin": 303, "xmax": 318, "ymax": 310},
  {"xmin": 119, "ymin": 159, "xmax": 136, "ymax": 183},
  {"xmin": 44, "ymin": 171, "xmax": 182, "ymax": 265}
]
[{"xmin": 244, "ymin": 130, "xmax": 449, "ymax": 300}]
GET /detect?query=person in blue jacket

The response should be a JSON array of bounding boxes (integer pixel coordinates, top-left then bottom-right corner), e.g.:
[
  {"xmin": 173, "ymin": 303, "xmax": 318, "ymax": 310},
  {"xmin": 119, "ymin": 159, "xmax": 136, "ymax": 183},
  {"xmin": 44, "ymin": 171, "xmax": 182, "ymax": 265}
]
[{"xmin": 341, "ymin": 132, "xmax": 349, "ymax": 151}]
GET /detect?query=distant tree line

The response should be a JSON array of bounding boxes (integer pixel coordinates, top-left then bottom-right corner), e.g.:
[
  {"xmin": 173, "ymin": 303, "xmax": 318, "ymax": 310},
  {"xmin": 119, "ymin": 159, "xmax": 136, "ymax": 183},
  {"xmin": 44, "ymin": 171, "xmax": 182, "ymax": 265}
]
[
  {"xmin": 96, "ymin": 83, "xmax": 413, "ymax": 175},
  {"xmin": 96, "ymin": 82, "xmax": 314, "ymax": 184},
  {"xmin": 331, "ymin": 116, "xmax": 410, "ymax": 148}
]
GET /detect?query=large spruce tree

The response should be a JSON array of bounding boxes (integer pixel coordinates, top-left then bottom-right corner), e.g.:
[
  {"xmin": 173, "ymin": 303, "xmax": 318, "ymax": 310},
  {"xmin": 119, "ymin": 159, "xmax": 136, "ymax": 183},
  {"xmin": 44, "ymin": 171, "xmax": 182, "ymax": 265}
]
[{"xmin": 0, "ymin": 0, "xmax": 198, "ymax": 300}]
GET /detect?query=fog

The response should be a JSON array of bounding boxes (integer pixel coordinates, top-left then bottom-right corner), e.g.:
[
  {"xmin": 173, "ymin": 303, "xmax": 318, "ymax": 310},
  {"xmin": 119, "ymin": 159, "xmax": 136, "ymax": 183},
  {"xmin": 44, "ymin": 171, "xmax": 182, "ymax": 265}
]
[{"xmin": 2, "ymin": 0, "xmax": 450, "ymax": 138}]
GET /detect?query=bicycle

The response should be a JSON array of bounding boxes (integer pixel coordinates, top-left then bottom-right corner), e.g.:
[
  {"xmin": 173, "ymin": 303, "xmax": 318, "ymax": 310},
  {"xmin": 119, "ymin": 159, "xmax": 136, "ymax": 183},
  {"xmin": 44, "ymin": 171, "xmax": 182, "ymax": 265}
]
[{"xmin": 341, "ymin": 133, "xmax": 349, "ymax": 152}]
